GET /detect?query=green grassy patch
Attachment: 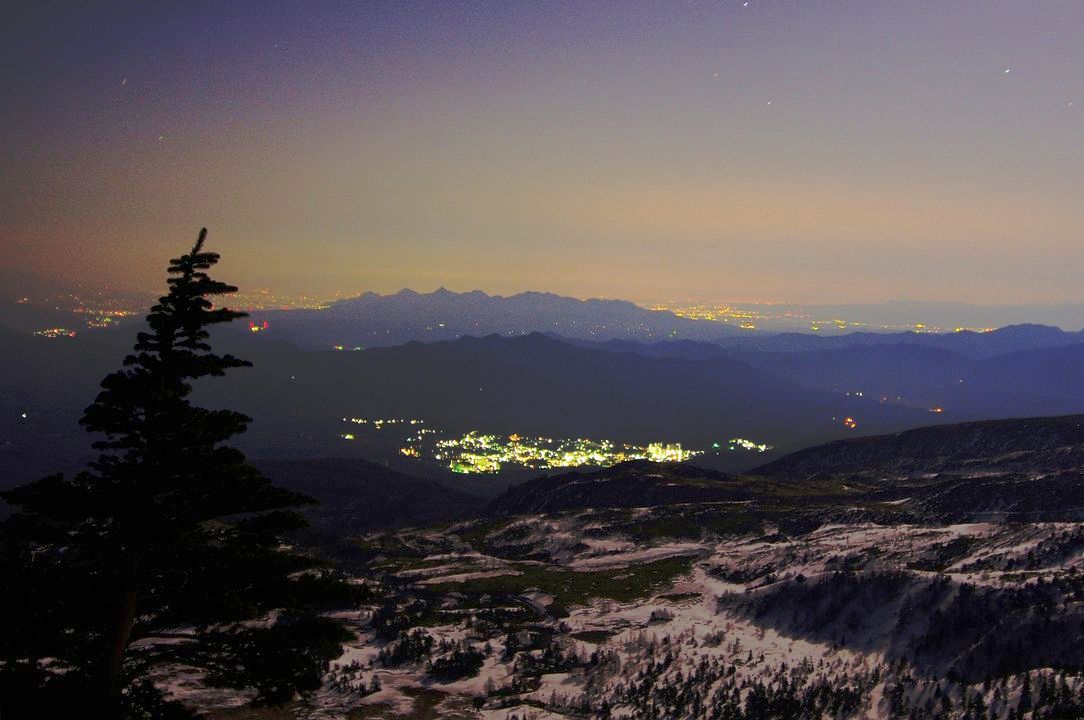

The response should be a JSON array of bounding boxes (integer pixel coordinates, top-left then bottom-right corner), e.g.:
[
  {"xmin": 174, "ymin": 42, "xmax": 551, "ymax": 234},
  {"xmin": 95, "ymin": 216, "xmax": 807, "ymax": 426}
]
[
  {"xmin": 345, "ymin": 687, "xmax": 479, "ymax": 720},
  {"xmin": 624, "ymin": 507, "xmax": 762, "ymax": 540},
  {"xmin": 426, "ymin": 556, "xmax": 695, "ymax": 610},
  {"xmin": 453, "ymin": 518, "xmax": 513, "ymax": 551},
  {"xmin": 211, "ymin": 703, "xmax": 298, "ymax": 720}
]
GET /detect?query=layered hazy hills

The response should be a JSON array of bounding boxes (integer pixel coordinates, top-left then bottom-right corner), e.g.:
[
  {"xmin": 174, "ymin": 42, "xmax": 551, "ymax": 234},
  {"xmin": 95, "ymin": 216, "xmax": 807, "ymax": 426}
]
[
  {"xmin": 0, "ymin": 325, "xmax": 921, "ymax": 488},
  {"xmin": 0, "ymin": 298, "xmax": 80, "ymax": 334},
  {"xmin": 0, "ymin": 267, "xmax": 151, "ymax": 334},
  {"xmin": 578, "ymin": 323, "xmax": 1084, "ymax": 359},
  {"xmin": 714, "ymin": 322, "xmax": 1084, "ymax": 358},
  {"xmin": 572, "ymin": 326, "xmax": 1084, "ymax": 417},
  {"xmin": 210, "ymin": 331, "xmax": 921, "ymax": 449},
  {"xmin": 5, "ymin": 312, "xmax": 1084, "ymax": 494},
  {"xmin": 741, "ymin": 342, "xmax": 1084, "ymax": 419}
]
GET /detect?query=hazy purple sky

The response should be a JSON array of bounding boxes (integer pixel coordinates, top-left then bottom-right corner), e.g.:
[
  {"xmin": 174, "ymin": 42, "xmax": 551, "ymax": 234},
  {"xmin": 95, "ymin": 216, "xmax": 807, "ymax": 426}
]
[{"xmin": 3, "ymin": 1, "xmax": 1083, "ymax": 303}]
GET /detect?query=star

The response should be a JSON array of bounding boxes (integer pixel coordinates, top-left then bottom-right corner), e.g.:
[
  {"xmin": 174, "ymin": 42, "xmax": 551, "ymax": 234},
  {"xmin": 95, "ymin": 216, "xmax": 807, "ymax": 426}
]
[{"xmin": 1004, "ymin": 68, "xmax": 1011, "ymax": 74}]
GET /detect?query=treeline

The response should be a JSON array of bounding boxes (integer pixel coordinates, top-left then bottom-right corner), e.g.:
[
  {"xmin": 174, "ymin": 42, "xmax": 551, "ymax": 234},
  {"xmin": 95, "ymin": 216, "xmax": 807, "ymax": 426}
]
[{"xmin": 720, "ymin": 570, "xmax": 1084, "ymax": 681}]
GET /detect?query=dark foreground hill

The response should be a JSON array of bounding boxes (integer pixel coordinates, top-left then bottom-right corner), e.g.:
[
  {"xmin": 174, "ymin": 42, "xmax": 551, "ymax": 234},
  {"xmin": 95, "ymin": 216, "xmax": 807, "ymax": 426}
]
[
  {"xmin": 248, "ymin": 457, "xmax": 496, "ymax": 569},
  {"xmin": 752, "ymin": 413, "xmax": 1084, "ymax": 480},
  {"xmin": 337, "ymin": 412, "xmax": 1084, "ymax": 720},
  {"xmin": 486, "ymin": 414, "xmax": 1084, "ymax": 524},
  {"xmin": 255, "ymin": 457, "xmax": 483, "ymax": 540},
  {"xmin": 748, "ymin": 414, "xmax": 1084, "ymax": 522},
  {"xmin": 485, "ymin": 461, "xmax": 747, "ymax": 516},
  {"xmin": 484, "ymin": 458, "xmax": 864, "ymax": 521}
]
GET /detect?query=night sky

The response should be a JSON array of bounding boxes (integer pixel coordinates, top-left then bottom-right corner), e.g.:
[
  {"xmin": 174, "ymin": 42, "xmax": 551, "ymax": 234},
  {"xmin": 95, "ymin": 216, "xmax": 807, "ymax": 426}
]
[{"xmin": 4, "ymin": 1, "xmax": 1083, "ymax": 303}]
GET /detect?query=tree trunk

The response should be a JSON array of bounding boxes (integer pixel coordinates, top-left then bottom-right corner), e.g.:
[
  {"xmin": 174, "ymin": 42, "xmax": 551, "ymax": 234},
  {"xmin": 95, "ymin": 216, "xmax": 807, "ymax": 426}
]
[{"xmin": 100, "ymin": 558, "xmax": 139, "ymax": 710}]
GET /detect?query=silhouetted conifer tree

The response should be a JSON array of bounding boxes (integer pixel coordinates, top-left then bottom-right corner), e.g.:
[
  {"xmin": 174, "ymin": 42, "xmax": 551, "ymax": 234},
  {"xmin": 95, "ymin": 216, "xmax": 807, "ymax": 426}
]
[{"xmin": 0, "ymin": 230, "xmax": 354, "ymax": 718}]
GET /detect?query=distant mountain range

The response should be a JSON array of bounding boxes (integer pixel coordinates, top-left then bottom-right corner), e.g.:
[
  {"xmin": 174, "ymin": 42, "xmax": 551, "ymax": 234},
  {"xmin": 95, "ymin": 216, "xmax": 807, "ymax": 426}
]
[
  {"xmin": 244, "ymin": 288, "xmax": 1084, "ymax": 350},
  {"xmin": 4, "ymin": 267, "xmax": 1084, "ymax": 343},
  {"xmin": 242, "ymin": 287, "xmax": 741, "ymax": 349}
]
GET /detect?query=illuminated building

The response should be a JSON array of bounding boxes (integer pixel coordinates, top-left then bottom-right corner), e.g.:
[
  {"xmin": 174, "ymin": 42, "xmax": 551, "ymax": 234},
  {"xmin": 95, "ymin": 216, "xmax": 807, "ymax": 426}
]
[
  {"xmin": 723, "ymin": 438, "xmax": 773, "ymax": 453},
  {"xmin": 33, "ymin": 328, "xmax": 77, "ymax": 338}
]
